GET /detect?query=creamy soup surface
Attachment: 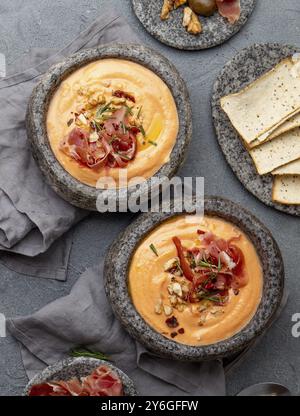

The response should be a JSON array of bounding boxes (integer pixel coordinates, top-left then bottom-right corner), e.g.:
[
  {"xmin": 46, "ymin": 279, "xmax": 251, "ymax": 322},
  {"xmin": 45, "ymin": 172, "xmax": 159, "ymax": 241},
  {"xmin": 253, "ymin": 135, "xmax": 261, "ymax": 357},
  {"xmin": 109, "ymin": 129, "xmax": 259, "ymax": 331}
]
[
  {"xmin": 47, "ymin": 59, "xmax": 179, "ymax": 188},
  {"xmin": 129, "ymin": 215, "xmax": 263, "ymax": 346}
]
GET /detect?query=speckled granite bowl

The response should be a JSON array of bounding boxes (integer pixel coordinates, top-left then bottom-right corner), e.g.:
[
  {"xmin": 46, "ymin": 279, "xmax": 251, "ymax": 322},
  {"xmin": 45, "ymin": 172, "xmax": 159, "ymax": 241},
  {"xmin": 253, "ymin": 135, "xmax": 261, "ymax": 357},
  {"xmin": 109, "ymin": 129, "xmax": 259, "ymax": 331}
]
[
  {"xmin": 212, "ymin": 43, "xmax": 300, "ymax": 217},
  {"xmin": 26, "ymin": 44, "xmax": 192, "ymax": 211},
  {"xmin": 104, "ymin": 196, "xmax": 284, "ymax": 361},
  {"xmin": 24, "ymin": 357, "xmax": 137, "ymax": 396},
  {"xmin": 132, "ymin": 0, "xmax": 256, "ymax": 50}
]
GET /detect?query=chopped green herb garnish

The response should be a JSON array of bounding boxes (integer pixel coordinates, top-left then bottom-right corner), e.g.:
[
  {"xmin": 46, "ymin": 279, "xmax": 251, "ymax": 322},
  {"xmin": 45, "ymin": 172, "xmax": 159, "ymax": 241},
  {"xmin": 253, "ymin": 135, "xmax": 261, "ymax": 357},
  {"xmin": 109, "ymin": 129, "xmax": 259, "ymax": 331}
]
[
  {"xmin": 139, "ymin": 125, "xmax": 146, "ymax": 137},
  {"xmin": 70, "ymin": 348, "xmax": 110, "ymax": 361},
  {"xmin": 120, "ymin": 121, "xmax": 127, "ymax": 134},
  {"xmin": 101, "ymin": 115, "xmax": 116, "ymax": 121},
  {"xmin": 218, "ymin": 255, "xmax": 222, "ymax": 271},
  {"xmin": 92, "ymin": 120, "xmax": 102, "ymax": 131},
  {"xmin": 150, "ymin": 243, "xmax": 159, "ymax": 257},
  {"xmin": 95, "ymin": 101, "xmax": 112, "ymax": 118},
  {"xmin": 198, "ymin": 260, "xmax": 214, "ymax": 268},
  {"xmin": 125, "ymin": 104, "xmax": 133, "ymax": 116},
  {"xmin": 198, "ymin": 296, "xmax": 220, "ymax": 303},
  {"xmin": 137, "ymin": 106, "xmax": 143, "ymax": 119},
  {"xmin": 116, "ymin": 152, "xmax": 131, "ymax": 161},
  {"xmin": 148, "ymin": 140, "xmax": 157, "ymax": 146}
]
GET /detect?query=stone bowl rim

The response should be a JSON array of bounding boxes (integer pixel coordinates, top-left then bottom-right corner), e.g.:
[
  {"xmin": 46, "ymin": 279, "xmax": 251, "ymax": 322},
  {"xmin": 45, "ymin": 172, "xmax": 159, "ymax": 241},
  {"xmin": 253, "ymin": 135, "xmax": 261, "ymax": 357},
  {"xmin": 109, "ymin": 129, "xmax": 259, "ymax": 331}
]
[
  {"xmin": 104, "ymin": 196, "xmax": 285, "ymax": 361},
  {"xmin": 26, "ymin": 43, "xmax": 192, "ymax": 211}
]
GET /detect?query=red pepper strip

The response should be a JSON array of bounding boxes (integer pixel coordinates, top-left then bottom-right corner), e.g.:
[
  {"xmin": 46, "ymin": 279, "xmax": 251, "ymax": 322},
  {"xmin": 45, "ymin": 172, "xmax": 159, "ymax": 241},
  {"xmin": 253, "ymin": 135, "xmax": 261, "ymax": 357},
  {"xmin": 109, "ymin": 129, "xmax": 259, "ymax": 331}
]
[
  {"xmin": 113, "ymin": 90, "xmax": 136, "ymax": 103},
  {"xmin": 172, "ymin": 237, "xmax": 194, "ymax": 282}
]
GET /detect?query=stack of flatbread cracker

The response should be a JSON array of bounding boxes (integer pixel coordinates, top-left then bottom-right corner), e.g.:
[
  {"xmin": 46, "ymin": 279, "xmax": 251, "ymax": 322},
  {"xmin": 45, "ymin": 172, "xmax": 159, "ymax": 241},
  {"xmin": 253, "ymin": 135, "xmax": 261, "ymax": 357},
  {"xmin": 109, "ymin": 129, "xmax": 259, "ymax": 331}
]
[{"xmin": 220, "ymin": 55, "xmax": 300, "ymax": 205}]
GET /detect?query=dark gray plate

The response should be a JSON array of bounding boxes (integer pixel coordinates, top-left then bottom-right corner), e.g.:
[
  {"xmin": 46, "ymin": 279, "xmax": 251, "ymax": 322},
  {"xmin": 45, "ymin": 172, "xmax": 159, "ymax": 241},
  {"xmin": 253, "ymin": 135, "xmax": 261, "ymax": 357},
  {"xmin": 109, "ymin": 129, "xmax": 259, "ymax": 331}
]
[
  {"xmin": 132, "ymin": 0, "xmax": 256, "ymax": 50},
  {"xmin": 26, "ymin": 43, "xmax": 192, "ymax": 211},
  {"xmin": 104, "ymin": 196, "xmax": 284, "ymax": 361},
  {"xmin": 212, "ymin": 43, "xmax": 300, "ymax": 217},
  {"xmin": 24, "ymin": 357, "xmax": 137, "ymax": 396}
]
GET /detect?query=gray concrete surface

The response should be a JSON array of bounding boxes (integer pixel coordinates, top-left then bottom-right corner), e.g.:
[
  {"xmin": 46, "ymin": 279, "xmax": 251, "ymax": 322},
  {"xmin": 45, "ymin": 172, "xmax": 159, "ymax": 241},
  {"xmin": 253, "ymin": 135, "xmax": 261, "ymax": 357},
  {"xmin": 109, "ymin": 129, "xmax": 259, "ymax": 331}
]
[{"xmin": 0, "ymin": 0, "xmax": 299, "ymax": 396}]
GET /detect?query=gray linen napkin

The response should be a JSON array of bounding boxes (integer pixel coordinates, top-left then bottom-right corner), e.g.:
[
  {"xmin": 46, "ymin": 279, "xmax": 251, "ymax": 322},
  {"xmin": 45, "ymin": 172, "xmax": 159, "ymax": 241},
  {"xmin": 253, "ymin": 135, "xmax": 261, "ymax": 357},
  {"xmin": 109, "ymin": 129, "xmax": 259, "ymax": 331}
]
[
  {"xmin": 0, "ymin": 10, "xmax": 137, "ymax": 280},
  {"xmin": 7, "ymin": 263, "xmax": 226, "ymax": 396}
]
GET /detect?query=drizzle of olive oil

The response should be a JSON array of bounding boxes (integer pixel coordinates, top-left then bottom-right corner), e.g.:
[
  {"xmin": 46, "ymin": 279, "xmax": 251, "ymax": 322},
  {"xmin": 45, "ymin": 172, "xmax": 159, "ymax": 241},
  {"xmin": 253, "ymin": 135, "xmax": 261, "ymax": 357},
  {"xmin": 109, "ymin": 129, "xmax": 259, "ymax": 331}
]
[{"xmin": 138, "ymin": 113, "xmax": 164, "ymax": 150}]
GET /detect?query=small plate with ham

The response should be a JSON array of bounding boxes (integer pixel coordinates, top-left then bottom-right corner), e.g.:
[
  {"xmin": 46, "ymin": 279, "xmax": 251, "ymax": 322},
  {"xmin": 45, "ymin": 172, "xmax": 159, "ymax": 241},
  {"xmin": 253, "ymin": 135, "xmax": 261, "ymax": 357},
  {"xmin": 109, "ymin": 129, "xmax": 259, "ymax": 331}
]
[{"xmin": 24, "ymin": 357, "xmax": 137, "ymax": 396}]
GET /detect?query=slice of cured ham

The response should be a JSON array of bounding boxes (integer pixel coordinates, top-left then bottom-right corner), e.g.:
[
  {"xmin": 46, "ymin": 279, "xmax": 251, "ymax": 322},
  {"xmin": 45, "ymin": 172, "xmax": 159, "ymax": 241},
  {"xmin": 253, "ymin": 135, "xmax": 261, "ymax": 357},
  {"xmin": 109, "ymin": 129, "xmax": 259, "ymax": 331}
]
[
  {"xmin": 61, "ymin": 107, "xmax": 138, "ymax": 170},
  {"xmin": 28, "ymin": 365, "xmax": 124, "ymax": 396},
  {"xmin": 216, "ymin": 0, "xmax": 241, "ymax": 24}
]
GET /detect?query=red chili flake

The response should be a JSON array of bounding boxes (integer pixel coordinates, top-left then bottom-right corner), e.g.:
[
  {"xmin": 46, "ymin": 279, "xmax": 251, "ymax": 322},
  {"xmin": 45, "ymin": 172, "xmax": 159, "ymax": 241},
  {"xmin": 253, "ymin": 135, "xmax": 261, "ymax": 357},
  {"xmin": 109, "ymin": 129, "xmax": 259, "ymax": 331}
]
[
  {"xmin": 171, "ymin": 332, "xmax": 178, "ymax": 338},
  {"xmin": 113, "ymin": 90, "xmax": 136, "ymax": 103},
  {"xmin": 178, "ymin": 328, "xmax": 185, "ymax": 335},
  {"xmin": 197, "ymin": 230, "xmax": 206, "ymax": 235},
  {"xmin": 165, "ymin": 316, "xmax": 179, "ymax": 328}
]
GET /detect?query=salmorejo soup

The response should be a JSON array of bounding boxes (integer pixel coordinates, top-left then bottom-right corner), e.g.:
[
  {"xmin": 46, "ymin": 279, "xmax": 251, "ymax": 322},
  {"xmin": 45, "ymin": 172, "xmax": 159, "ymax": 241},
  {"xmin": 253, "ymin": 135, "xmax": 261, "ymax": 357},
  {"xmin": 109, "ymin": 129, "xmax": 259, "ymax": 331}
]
[
  {"xmin": 129, "ymin": 215, "xmax": 263, "ymax": 346},
  {"xmin": 47, "ymin": 59, "xmax": 179, "ymax": 188}
]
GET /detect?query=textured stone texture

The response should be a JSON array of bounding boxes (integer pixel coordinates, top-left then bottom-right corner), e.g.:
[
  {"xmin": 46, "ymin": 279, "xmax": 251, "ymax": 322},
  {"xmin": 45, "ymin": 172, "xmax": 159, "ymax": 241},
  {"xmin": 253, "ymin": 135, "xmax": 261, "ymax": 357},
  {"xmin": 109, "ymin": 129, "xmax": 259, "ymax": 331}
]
[
  {"xmin": 24, "ymin": 357, "xmax": 137, "ymax": 396},
  {"xmin": 132, "ymin": 0, "xmax": 256, "ymax": 50},
  {"xmin": 104, "ymin": 196, "xmax": 284, "ymax": 361},
  {"xmin": 0, "ymin": 0, "xmax": 299, "ymax": 397},
  {"xmin": 212, "ymin": 43, "xmax": 300, "ymax": 216},
  {"xmin": 27, "ymin": 44, "xmax": 192, "ymax": 210}
]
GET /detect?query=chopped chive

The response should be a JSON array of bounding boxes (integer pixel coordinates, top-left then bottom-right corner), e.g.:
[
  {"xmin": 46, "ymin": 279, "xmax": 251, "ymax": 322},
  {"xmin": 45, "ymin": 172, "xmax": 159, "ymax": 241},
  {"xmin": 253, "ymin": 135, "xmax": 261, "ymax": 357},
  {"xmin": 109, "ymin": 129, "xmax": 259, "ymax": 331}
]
[
  {"xmin": 137, "ymin": 106, "xmax": 143, "ymax": 119},
  {"xmin": 218, "ymin": 255, "xmax": 222, "ymax": 271},
  {"xmin": 100, "ymin": 115, "xmax": 116, "ymax": 121},
  {"xmin": 139, "ymin": 124, "xmax": 146, "ymax": 137},
  {"xmin": 120, "ymin": 121, "xmax": 127, "ymax": 134},
  {"xmin": 150, "ymin": 243, "xmax": 159, "ymax": 257},
  {"xmin": 198, "ymin": 260, "xmax": 213, "ymax": 268},
  {"xmin": 148, "ymin": 140, "xmax": 157, "ymax": 146},
  {"xmin": 198, "ymin": 294, "xmax": 221, "ymax": 303},
  {"xmin": 116, "ymin": 152, "xmax": 131, "ymax": 161},
  {"xmin": 95, "ymin": 101, "xmax": 112, "ymax": 118},
  {"xmin": 125, "ymin": 104, "xmax": 133, "ymax": 116}
]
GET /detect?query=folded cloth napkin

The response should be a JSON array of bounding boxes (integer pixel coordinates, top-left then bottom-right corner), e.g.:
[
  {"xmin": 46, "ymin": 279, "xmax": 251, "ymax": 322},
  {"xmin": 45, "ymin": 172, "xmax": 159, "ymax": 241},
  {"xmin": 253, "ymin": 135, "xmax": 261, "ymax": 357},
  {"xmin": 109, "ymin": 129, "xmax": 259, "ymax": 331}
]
[
  {"xmin": 0, "ymin": 10, "xmax": 137, "ymax": 280},
  {"xmin": 7, "ymin": 263, "xmax": 226, "ymax": 396}
]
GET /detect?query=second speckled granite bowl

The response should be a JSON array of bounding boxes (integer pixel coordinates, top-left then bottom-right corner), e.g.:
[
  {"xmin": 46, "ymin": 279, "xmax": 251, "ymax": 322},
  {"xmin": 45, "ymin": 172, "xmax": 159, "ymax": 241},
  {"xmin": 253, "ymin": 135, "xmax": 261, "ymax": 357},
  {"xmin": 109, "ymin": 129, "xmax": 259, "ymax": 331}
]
[
  {"xmin": 24, "ymin": 357, "xmax": 137, "ymax": 396},
  {"xmin": 104, "ymin": 196, "xmax": 284, "ymax": 361},
  {"xmin": 26, "ymin": 44, "xmax": 192, "ymax": 211},
  {"xmin": 212, "ymin": 43, "xmax": 300, "ymax": 216}
]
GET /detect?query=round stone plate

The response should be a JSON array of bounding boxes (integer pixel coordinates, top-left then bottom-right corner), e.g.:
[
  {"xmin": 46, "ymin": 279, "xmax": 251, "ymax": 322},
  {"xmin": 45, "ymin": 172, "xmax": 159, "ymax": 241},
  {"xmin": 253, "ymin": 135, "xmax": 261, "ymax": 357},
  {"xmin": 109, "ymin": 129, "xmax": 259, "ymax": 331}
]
[
  {"xmin": 24, "ymin": 357, "xmax": 137, "ymax": 396},
  {"xmin": 212, "ymin": 43, "xmax": 300, "ymax": 216},
  {"xmin": 104, "ymin": 196, "xmax": 284, "ymax": 361},
  {"xmin": 132, "ymin": 0, "xmax": 256, "ymax": 50},
  {"xmin": 26, "ymin": 44, "xmax": 192, "ymax": 211}
]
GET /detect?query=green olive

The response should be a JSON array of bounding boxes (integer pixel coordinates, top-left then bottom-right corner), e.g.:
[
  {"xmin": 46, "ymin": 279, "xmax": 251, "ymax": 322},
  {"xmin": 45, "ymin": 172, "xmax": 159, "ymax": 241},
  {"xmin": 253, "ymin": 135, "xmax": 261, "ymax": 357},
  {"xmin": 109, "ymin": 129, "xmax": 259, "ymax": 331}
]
[{"xmin": 188, "ymin": 0, "xmax": 217, "ymax": 16}]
